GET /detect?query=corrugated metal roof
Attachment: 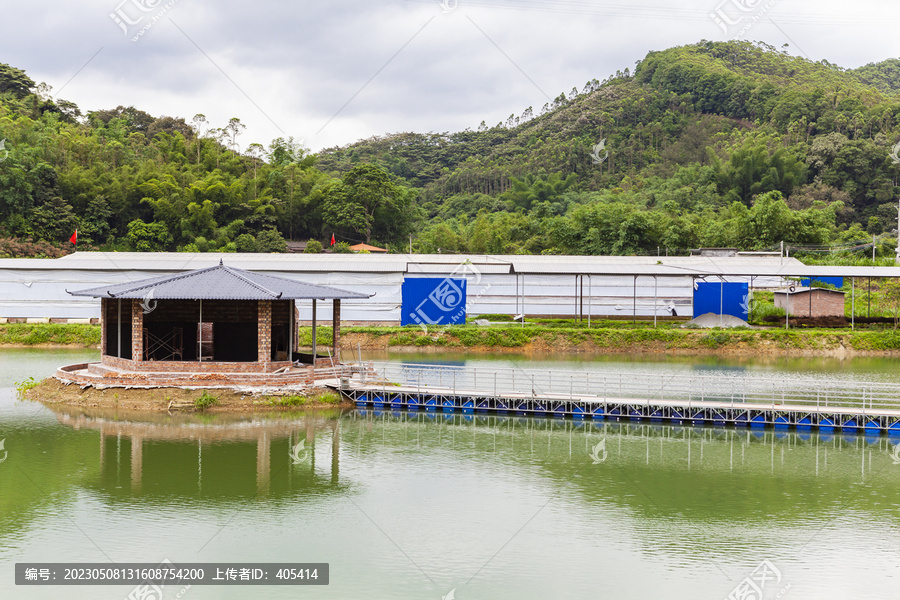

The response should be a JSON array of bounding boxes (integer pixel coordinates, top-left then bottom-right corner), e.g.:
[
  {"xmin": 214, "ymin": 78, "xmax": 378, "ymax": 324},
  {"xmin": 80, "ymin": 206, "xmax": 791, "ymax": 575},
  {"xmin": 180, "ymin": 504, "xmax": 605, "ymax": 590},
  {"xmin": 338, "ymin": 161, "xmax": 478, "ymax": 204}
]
[
  {"xmin": 67, "ymin": 261, "xmax": 372, "ymax": 300},
  {"xmin": 774, "ymin": 286, "xmax": 846, "ymax": 295},
  {"xmin": 5, "ymin": 251, "xmax": 900, "ymax": 278}
]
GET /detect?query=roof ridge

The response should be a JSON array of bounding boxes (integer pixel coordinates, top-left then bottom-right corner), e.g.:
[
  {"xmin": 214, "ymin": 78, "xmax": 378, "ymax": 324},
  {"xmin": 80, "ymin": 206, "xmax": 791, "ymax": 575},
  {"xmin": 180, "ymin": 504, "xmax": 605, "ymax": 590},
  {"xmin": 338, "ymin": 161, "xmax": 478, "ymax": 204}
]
[
  {"xmin": 106, "ymin": 264, "xmax": 221, "ymax": 297},
  {"xmin": 220, "ymin": 264, "xmax": 282, "ymax": 299},
  {"xmin": 251, "ymin": 270, "xmax": 367, "ymax": 295}
]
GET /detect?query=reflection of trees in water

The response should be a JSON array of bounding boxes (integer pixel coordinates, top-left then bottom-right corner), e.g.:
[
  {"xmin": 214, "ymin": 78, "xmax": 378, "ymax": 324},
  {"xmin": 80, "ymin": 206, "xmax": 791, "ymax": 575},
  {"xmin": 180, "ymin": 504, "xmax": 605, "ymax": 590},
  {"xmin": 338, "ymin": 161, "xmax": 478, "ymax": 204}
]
[
  {"xmin": 345, "ymin": 410, "xmax": 900, "ymax": 521},
  {"xmin": 359, "ymin": 351, "xmax": 900, "ymax": 384}
]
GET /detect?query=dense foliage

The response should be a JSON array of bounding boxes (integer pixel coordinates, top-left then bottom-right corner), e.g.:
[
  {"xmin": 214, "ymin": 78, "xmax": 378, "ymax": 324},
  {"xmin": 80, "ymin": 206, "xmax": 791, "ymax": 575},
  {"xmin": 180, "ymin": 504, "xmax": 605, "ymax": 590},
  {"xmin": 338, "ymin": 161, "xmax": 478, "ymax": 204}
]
[{"xmin": 3, "ymin": 40, "xmax": 900, "ymax": 256}]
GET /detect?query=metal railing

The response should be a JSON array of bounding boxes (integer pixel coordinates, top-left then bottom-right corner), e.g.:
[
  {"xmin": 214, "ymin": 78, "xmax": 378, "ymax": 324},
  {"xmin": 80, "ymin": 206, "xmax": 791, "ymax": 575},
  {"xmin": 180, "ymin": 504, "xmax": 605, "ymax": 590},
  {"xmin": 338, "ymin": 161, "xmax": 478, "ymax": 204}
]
[{"xmin": 350, "ymin": 361, "xmax": 900, "ymax": 412}]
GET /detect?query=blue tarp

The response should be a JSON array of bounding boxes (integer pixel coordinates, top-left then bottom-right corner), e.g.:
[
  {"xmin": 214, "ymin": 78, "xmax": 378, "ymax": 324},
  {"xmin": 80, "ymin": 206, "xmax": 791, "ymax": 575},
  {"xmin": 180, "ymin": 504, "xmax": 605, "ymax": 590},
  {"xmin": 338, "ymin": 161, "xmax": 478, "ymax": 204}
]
[
  {"xmin": 693, "ymin": 282, "xmax": 749, "ymax": 320},
  {"xmin": 800, "ymin": 277, "xmax": 843, "ymax": 289},
  {"xmin": 401, "ymin": 278, "xmax": 467, "ymax": 327}
]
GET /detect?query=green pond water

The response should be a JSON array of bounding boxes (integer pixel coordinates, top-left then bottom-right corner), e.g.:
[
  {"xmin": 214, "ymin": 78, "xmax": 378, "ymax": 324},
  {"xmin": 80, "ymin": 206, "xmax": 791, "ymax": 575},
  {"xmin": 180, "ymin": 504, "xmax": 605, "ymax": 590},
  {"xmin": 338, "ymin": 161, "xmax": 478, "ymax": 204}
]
[{"xmin": 1, "ymin": 348, "xmax": 899, "ymax": 599}]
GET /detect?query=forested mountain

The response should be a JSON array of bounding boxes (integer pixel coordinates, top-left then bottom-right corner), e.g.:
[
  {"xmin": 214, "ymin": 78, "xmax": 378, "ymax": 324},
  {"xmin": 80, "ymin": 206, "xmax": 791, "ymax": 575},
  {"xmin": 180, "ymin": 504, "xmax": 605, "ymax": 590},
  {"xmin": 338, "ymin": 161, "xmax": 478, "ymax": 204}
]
[{"xmin": 2, "ymin": 40, "xmax": 900, "ymax": 257}]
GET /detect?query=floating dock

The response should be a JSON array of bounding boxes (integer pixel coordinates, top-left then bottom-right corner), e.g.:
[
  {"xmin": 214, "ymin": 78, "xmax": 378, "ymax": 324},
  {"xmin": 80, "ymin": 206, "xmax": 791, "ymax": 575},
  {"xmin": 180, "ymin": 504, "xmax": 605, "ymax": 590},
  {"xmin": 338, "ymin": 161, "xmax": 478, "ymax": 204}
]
[{"xmin": 338, "ymin": 363, "xmax": 900, "ymax": 434}]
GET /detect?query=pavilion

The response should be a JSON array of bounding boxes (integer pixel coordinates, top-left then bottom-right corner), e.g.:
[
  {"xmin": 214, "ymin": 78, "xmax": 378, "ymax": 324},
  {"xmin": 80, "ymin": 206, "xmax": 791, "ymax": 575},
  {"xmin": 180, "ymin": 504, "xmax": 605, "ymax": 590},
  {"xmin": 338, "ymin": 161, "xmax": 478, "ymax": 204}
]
[{"xmin": 57, "ymin": 261, "xmax": 371, "ymax": 387}]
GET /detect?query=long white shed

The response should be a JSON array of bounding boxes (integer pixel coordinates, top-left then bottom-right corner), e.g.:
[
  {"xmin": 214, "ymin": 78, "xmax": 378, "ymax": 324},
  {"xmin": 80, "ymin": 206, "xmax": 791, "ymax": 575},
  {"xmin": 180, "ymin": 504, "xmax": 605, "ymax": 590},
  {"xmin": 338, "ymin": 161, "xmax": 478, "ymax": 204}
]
[{"xmin": 0, "ymin": 252, "xmax": 875, "ymax": 323}]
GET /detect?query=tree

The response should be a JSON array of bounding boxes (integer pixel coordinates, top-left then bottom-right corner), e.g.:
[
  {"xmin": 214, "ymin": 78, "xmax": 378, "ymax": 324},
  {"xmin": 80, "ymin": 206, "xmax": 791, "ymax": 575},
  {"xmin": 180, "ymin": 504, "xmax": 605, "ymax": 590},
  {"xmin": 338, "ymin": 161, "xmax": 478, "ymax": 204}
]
[
  {"xmin": 235, "ymin": 233, "xmax": 259, "ymax": 252},
  {"xmin": 716, "ymin": 144, "xmax": 807, "ymax": 206},
  {"xmin": 127, "ymin": 219, "xmax": 172, "ymax": 252},
  {"xmin": 257, "ymin": 228, "xmax": 287, "ymax": 252},
  {"xmin": 147, "ymin": 116, "xmax": 192, "ymax": 140},
  {"xmin": 210, "ymin": 128, "xmax": 227, "ymax": 168},
  {"xmin": 323, "ymin": 163, "xmax": 402, "ymax": 243},
  {"xmin": 29, "ymin": 197, "xmax": 78, "ymax": 243},
  {"xmin": 77, "ymin": 196, "xmax": 114, "ymax": 245},
  {"xmin": 88, "ymin": 105, "xmax": 154, "ymax": 134},
  {"xmin": 225, "ymin": 117, "xmax": 245, "ymax": 157},
  {"xmin": 708, "ymin": 191, "xmax": 835, "ymax": 249},
  {"xmin": 191, "ymin": 113, "xmax": 207, "ymax": 163},
  {"xmin": 0, "ymin": 161, "xmax": 33, "ymax": 224},
  {"xmin": 180, "ymin": 200, "xmax": 218, "ymax": 240},
  {"xmin": 247, "ymin": 143, "xmax": 265, "ymax": 198},
  {"xmin": 269, "ymin": 136, "xmax": 313, "ymax": 167},
  {"xmin": 0, "ymin": 63, "xmax": 35, "ymax": 98}
]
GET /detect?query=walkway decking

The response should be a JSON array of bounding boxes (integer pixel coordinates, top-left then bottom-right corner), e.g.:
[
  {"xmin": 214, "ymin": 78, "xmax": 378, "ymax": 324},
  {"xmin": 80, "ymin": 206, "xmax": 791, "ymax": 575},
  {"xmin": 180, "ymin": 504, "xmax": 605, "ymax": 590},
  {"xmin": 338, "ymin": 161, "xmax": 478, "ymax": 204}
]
[{"xmin": 338, "ymin": 363, "xmax": 900, "ymax": 433}]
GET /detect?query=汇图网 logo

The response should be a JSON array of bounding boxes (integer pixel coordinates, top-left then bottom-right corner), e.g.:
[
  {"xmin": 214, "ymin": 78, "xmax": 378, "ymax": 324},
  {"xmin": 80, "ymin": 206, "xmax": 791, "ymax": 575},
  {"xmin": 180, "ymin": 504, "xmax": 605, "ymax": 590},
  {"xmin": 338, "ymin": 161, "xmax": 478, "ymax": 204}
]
[{"xmin": 409, "ymin": 278, "xmax": 466, "ymax": 331}]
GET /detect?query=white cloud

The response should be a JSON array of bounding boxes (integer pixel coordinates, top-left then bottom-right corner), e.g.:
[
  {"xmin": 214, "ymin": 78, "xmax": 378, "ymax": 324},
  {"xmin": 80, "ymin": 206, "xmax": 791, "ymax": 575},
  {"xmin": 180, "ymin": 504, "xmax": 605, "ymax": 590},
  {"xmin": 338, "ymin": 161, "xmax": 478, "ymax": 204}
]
[{"xmin": 0, "ymin": 0, "xmax": 898, "ymax": 151}]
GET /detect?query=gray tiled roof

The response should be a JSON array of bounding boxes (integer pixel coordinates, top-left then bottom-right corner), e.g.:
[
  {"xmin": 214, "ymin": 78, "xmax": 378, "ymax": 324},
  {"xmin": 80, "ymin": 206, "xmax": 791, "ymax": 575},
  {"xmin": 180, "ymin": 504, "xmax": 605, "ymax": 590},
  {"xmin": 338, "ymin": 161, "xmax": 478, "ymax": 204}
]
[{"xmin": 68, "ymin": 261, "xmax": 371, "ymax": 300}]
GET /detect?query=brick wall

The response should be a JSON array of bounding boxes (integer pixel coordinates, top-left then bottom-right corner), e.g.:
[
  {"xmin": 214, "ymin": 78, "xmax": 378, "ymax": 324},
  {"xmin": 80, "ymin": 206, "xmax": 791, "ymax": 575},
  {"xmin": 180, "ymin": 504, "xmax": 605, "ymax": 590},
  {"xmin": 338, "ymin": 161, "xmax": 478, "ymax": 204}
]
[
  {"xmin": 100, "ymin": 354, "xmax": 293, "ymax": 373},
  {"xmin": 258, "ymin": 300, "xmax": 272, "ymax": 363},
  {"xmin": 60, "ymin": 364, "xmax": 321, "ymax": 387},
  {"xmin": 131, "ymin": 299, "xmax": 143, "ymax": 362},
  {"xmin": 776, "ymin": 289, "xmax": 846, "ymax": 317},
  {"xmin": 811, "ymin": 290, "xmax": 846, "ymax": 317},
  {"xmin": 144, "ymin": 299, "xmax": 258, "ymax": 324}
]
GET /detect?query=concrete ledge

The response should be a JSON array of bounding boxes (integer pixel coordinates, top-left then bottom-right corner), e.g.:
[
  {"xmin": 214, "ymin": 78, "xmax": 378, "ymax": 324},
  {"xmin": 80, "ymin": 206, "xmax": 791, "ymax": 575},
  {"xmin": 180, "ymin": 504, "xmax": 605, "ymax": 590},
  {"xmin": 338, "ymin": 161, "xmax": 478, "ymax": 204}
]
[
  {"xmin": 101, "ymin": 355, "xmax": 293, "ymax": 373},
  {"xmin": 56, "ymin": 362, "xmax": 360, "ymax": 390}
]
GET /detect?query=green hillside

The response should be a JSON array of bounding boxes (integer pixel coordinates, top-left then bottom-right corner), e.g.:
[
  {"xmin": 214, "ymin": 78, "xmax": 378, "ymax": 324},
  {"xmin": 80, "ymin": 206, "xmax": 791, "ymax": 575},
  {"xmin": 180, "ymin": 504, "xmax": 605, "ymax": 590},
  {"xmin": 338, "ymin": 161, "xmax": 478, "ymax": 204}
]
[{"xmin": 2, "ymin": 40, "xmax": 900, "ymax": 257}]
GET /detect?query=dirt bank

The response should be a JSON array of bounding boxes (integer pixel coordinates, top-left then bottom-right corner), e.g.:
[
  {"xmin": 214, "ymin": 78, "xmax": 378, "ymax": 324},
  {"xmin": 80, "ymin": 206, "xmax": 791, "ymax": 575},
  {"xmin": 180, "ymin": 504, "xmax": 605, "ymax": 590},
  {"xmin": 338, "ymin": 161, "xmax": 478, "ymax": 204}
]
[
  {"xmin": 338, "ymin": 327, "xmax": 900, "ymax": 357},
  {"xmin": 7, "ymin": 323, "xmax": 900, "ymax": 357},
  {"xmin": 24, "ymin": 379, "xmax": 350, "ymax": 413}
]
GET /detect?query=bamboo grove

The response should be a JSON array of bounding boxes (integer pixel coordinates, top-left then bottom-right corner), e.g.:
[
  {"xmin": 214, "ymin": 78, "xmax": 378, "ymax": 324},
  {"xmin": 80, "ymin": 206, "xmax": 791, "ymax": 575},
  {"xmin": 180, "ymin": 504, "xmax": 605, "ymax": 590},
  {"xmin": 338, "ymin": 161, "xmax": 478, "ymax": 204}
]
[{"xmin": 3, "ymin": 40, "xmax": 900, "ymax": 257}]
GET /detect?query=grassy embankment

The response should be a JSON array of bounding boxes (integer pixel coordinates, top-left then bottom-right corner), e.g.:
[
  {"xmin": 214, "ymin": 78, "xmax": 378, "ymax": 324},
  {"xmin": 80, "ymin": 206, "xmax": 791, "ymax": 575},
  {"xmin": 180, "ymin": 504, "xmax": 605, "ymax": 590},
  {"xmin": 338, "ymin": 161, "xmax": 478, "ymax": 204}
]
[
  {"xmin": 334, "ymin": 324, "xmax": 900, "ymax": 353},
  {"xmin": 21, "ymin": 377, "xmax": 345, "ymax": 413},
  {"xmin": 5, "ymin": 312, "xmax": 900, "ymax": 355},
  {"xmin": 307, "ymin": 317, "xmax": 900, "ymax": 353},
  {"xmin": 0, "ymin": 323, "xmax": 100, "ymax": 346}
]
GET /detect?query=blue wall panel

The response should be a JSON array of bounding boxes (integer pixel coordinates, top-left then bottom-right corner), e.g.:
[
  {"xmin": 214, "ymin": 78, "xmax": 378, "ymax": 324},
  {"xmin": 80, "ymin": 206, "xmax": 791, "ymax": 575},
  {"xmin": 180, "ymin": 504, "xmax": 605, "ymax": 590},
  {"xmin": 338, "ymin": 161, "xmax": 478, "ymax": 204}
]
[
  {"xmin": 800, "ymin": 277, "xmax": 843, "ymax": 289},
  {"xmin": 402, "ymin": 278, "xmax": 467, "ymax": 327},
  {"xmin": 693, "ymin": 282, "xmax": 749, "ymax": 320}
]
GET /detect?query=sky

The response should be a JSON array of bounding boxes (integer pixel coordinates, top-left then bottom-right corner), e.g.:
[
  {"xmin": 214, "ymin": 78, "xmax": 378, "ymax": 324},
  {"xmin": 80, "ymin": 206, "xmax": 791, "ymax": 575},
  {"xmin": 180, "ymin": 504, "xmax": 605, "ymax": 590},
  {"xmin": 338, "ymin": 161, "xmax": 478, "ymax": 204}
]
[{"xmin": 1, "ymin": 0, "xmax": 898, "ymax": 153}]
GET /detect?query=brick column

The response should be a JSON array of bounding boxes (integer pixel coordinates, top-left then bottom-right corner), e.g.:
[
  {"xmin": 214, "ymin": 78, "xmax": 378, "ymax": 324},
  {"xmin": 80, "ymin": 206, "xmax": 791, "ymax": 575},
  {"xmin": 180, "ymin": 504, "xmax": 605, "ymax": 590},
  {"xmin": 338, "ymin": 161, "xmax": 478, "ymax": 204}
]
[
  {"xmin": 131, "ymin": 299, "xmax": 143, "ymax": 362},
  {"xmin": 332, "ymin": 299, "xmax": 341, "ymax": 357},
  {"xmin": 258, "ymin": 300, "xmax": 272, "ymax": 364}
]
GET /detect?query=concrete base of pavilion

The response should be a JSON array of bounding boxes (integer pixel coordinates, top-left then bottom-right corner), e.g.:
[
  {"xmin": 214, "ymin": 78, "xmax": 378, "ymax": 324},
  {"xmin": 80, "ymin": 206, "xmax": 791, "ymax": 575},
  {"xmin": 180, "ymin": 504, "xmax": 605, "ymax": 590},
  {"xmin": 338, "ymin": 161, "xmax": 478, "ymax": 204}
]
[{"xmin": 55, "ymin": 359, "xmax": 367, "ymax": 392}]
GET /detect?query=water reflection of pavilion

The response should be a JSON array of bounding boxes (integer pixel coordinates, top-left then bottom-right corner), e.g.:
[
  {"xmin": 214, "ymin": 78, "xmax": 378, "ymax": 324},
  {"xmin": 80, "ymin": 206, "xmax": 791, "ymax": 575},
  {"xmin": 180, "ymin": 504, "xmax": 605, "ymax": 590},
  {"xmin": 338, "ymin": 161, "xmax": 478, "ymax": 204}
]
[{"xmin": 53, "ymin": 407, "xmax": 345, "ymax": 498}]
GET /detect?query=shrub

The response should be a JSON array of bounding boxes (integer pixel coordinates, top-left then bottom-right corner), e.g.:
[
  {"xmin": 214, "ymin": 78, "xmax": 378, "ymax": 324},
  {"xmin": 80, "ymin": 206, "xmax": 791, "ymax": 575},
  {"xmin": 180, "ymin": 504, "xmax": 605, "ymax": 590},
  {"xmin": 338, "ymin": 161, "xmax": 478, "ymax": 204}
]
[
  {"xmin": 269, "ymin": 395, "xmax": 307, "ymax": 406},
  {"xmin": 305, "ymin": 239, "xmax": 323, "ymax": 254},
  {"xmin": 235, "ymin": 233, "xmax": 259, "ymax": 252},
  {"xmin": 15, "ymin": 377, "xmax": 38, "ymax": 396},
  {"xmin": 257, "ymin": 228, "xmax": 287, "ymax": 253},
  {"xmin": 194, "ymin": 392, "xmax": 219, "ymax": 410},
  {"xmin": 332, "ymin": 241, "xmax": 352, "ymax": 253},
  {"xmin": 314, "ymin": 390, "xmax": 341, "ymax": 404},
  {"xmin": 699, "ymin": 331, "xmax": 731, "ymax": 348},
  {"xmin": 388, "ymin": 331, "xmax": 420, "ymax": 346},
  {"xmin": 0, "ymin": 236, "xmax": 72, "ymax": 258}
]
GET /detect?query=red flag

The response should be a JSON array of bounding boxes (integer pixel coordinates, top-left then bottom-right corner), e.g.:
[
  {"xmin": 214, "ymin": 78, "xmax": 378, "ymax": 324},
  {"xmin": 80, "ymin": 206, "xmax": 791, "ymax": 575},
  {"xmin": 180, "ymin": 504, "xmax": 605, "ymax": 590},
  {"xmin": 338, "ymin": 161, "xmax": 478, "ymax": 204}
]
[
  {"xmin": 330, "ymin": 233, "xmax": 335, "ymax": 246},
  {"xmin": 69, "ymin": 230, "xmax": 77, "ymax": 245}
]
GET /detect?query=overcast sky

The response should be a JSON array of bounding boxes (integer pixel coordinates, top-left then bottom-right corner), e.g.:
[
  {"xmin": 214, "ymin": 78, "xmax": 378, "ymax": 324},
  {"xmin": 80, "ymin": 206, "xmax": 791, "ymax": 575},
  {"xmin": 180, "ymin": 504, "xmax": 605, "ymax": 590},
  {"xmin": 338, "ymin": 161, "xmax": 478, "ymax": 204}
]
[{"xmin": 1, "ymin": 0, "xmax": 898, "ymax": 152}]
